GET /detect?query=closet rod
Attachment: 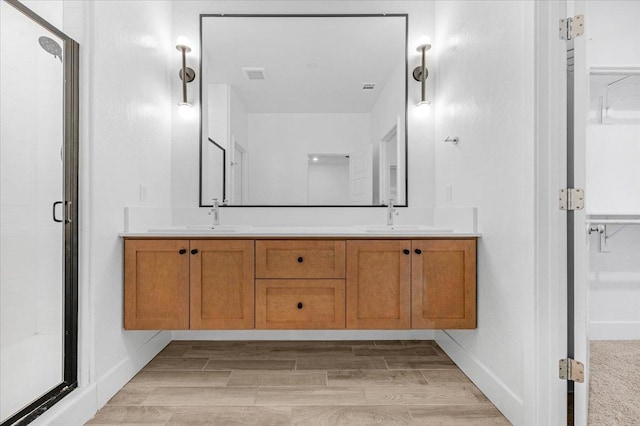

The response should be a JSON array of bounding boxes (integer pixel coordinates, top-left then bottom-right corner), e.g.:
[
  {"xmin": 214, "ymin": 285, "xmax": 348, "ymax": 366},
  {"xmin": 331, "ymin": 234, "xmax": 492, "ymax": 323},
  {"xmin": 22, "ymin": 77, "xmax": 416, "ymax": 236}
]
[{"xmin": 587, "ymin": 219, "xmax": 640, "ymax": 225}]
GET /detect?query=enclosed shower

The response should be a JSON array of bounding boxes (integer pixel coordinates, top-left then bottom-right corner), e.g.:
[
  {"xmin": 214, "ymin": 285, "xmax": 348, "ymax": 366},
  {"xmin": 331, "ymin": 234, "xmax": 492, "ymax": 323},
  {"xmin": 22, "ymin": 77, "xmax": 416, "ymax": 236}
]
[{"xmin": 0, "ymin": 1, "xmax": 79, "ymax": 424}]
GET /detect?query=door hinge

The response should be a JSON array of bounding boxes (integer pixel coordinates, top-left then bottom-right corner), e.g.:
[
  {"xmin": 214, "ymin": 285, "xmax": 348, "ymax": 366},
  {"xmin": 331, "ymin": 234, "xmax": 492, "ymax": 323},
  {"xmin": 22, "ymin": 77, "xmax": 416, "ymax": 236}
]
[
  {"xmin": 559, "ymin": 188, "xmax": 584, "ymax": 211},
  {"xmin": 559, "ymin": 15, "xmax": 584, "ymax": 40},
  {"xmin": 559, "ymin": 358, "xmax": 585, "ymax": 383}
]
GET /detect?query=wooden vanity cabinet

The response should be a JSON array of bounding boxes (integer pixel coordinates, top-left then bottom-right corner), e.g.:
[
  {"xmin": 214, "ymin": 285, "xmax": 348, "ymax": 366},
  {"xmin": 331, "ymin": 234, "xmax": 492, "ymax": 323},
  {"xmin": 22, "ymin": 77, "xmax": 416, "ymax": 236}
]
[
  {"xmin": 255, "ymin": 240, "xmax": 345, "ymax": 279},
  {"xmin": 346, "ymin": 239, "xmax": 477, "ymax": 330},
  {"xmin": 255, "ymin": 240, "xmax": 346, "ymax": 329},
  {"xmin": 256, "ymin": 279, "xmax": 345, "ymax": 329},
  {"xmin": 190, "ymin": 240, "xmax": 254, "ymax": 329},
  {"xmin": 124, "ymin": 239, "xmax": 254, "ymax": 330},
  {"xmin": 346, "ymin": 240, "xmax": 412, "ymax": 329},
  {"xmin": 411, "ymin": 240, "xmax": 476, "ymax": 329},
  {"xmin": 124, "ymin": 239, "xmax": 190, "ymax": 330},
  {"xmin": 124, "ymin": 237, "xmax": 477, "ymax": 331}
]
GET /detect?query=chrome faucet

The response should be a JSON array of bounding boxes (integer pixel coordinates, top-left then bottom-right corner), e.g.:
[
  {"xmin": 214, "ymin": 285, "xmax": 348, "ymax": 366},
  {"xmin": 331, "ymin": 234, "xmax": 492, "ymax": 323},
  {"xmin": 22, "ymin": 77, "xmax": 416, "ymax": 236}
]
[
  {"xmin": 387, "ymin": 199, "xmax": 399, "ymax": 226},
  {"xmin": 208, "ymin": 198, "xmax": 220, "ymax": 226}
]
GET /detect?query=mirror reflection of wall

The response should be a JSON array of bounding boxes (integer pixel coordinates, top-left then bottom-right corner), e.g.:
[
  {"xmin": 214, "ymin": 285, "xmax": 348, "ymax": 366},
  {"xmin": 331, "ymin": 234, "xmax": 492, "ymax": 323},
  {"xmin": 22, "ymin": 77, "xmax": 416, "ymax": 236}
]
[
  {"xmin": 307, "ymin": 154, "xmax": 350, "ymax": 205},
  {"xmin": 200, "ymin": 15, "xmax": 407, "ymax": 206}
]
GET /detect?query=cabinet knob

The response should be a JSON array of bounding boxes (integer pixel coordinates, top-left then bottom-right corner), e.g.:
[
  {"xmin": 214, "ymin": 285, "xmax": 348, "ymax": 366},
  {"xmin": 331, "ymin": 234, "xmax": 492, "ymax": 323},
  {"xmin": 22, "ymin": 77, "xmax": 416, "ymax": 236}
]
[
  {"xmin": 191, "ymin": 249, "xmax": 198, "ymax": 255},
  {"xmin": 403, "ymin": 249, "xmax": 410, "ymax": 255},
  {"xmin": 297, "ymin": 256, "xmax": 304, "ymax": 263},
  {"xmin": 179, "ymin": 249, "xmax": 187, "ymax": 255},
  {"xmin": 297, "ymin": 302, "xmax": 303, "ymax": 309},
  {"xmin": 414, "ymin": 249, "xmax": 422, "ymax": 255}
]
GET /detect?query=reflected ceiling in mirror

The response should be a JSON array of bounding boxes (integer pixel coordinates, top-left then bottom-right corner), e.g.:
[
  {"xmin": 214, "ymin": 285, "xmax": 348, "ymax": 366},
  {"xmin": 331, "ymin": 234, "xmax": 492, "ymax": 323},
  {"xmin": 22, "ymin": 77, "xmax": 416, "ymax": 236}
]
[{"xmin": 200, "ymin": 14, "xmax": 408, "ymax": 207}]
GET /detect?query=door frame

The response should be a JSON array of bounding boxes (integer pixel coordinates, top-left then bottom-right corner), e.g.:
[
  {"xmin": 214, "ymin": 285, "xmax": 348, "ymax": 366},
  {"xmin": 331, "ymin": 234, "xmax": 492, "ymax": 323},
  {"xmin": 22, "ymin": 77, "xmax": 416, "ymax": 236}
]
[
  {"xmin": 533, "ymin": 0, "xmax": 570, "ymax": 424},
  {"xmin": 534, "ymin": 0, "xmax": 590, "ymax": 424},
  {"xmin": 568, "ymin": 1, "xmax": 590, "ymax": 423},
  {"xmin": 1, "ymin": 1, "xmax": 79, "ymax": 425}
]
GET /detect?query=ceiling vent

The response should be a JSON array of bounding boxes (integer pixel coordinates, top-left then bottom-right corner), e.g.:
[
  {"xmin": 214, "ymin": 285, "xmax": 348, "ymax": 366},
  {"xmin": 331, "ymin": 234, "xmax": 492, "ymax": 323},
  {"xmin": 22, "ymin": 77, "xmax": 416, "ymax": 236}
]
[
  {"xmin": 242, "ymin": 67, "xmax": 266, "ymax": 80},
  {"xmin": 362, "ymin": 83, "xmax": 376, "ymax": 90}
]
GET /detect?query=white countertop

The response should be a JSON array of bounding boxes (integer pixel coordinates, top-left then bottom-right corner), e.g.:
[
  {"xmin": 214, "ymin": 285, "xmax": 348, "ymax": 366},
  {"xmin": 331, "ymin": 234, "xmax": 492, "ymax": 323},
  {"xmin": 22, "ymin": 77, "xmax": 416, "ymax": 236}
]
[{"xmin": 119, "ymin": 225, "xmax": 481, "ymax": 238}]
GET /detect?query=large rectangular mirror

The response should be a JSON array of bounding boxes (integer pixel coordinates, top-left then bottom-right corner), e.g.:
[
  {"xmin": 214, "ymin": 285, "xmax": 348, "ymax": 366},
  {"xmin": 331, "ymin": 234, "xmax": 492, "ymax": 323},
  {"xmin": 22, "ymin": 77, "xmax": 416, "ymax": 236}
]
[{"xmin": 200, "ymin": 14, "xmax": 408, "ymax": 207}]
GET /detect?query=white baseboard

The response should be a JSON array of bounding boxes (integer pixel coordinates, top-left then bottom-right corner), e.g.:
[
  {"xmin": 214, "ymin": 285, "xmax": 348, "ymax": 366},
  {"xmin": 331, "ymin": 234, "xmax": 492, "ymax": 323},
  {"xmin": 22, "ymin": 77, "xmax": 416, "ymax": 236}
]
[
  {"xmin": 435, "ymin": 331, "xmax": 523, "ymax": 425},
  {"xmin": 31, "ymin": 331, "xmax": 171, "ymax": 426},
  {"xmin": 590, "ymin": 321, "xmax": 640, "ymax": 340},
  {"xmin": 31, "ymin": 383, "xmax": 97, "ymax": 426},
  {"xmin": 171, "ymin": 329, "xmax": 436, "ymax": 341},
  {"xmin": 96, "ymin": 331, "xmax": 171, "ymax": 406}
]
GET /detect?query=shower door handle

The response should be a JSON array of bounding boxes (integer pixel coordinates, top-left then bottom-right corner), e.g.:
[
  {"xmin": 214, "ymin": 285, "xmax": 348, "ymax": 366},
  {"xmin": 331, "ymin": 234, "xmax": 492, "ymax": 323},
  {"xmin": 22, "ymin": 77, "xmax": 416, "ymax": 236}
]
[
  {"xmin": 53, "ymin": 201, "xmax": 64, "ymax": 223},
  {"xmin": 52, "ymin": 201, "xmax": 71, "ymax": 223}
]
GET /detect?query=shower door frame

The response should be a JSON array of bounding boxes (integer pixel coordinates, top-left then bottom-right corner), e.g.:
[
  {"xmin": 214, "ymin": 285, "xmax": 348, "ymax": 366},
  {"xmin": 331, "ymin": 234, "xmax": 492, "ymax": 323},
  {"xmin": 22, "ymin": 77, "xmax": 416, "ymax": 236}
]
[{"xmin": 1, "ymin": 1, "xmax": 79, "ymax": 425}]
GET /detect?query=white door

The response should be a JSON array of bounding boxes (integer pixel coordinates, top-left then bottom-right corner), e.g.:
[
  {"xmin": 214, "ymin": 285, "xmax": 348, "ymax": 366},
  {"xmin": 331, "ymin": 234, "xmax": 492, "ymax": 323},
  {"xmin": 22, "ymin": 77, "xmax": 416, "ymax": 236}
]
[
  {"xmin": 232, "ymin": 143, "xmax": 244, "ymax": 204},
  {"xmin": 568, "ymin": 1, "xmax": 590, "ymax": 423},
  {"xmin": 349, "ymin": 147, "xmax": 373, "ymax": 205}
]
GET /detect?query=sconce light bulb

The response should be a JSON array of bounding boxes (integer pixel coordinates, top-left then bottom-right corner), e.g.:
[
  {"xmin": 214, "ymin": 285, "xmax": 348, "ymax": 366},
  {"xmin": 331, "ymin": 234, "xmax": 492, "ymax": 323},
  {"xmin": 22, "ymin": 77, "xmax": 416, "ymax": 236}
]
[
  {"xmin": 417, "ymin": 100, "xmax": 431, "ymax": 108},
  {"xmin": 417, "ymin": 36, "xmax": 432, "ymax": 50},
  {"xmin": 178, "ymin": 102, "xmax": 194, "ymax": 118},
  {"xmin": 176, "ymin": 36, "xmax": 191, "ymax": 52}
]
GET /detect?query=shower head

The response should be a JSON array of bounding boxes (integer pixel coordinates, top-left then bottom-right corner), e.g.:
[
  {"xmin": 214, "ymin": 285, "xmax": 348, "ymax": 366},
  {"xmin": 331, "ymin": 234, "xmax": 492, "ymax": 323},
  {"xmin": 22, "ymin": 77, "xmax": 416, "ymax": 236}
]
[{"xmin": 38, "ymin": 36, "xmax": 62, "ymax": 62}]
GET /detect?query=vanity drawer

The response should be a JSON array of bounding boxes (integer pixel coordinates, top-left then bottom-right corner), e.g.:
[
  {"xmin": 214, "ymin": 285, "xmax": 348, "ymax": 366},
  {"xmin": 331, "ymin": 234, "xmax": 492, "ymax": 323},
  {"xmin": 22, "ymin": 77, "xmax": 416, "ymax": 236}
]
[
  {"xmin": 255, "ymin": 279, "xmax": 345, "ymax": 329},
  {"xmin": 255, "ymin": 240, "xmax": 346, "ymax": 278}
]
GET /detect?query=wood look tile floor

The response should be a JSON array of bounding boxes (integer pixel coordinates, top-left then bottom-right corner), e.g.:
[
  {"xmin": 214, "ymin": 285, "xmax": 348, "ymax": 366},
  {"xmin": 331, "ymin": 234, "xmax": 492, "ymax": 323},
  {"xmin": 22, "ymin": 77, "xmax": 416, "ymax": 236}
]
[{"xmin": 86, "ymin": 341, "xmax": 510, "ymax": 425}]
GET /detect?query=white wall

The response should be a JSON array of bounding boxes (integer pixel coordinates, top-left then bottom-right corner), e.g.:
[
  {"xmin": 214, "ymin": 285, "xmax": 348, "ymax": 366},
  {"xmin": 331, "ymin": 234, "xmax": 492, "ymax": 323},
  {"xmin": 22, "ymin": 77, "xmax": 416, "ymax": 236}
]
[
  {"xmin": 247, "ymin": 113, "xmax": 369, "ymax": 204},
  {"xmin": 589, "ymin": 226, "xmax": 640, "ymax": 340},
  {"xmin": 587, "ymin": 0, "xmax": 640, "ymax": 68},
  {"xmin": 308, "ymin": 162, "xmax": 351, "ymax": 205},
  {"xmin": 585, "ymin": 0, "xmax": 640, "ymax": 340},
  {"xmin": 32, "ymin": 1, "xmax": 175, "ymax": 424},
  {"xmin": 171, "ymin": 0, "xmax": 436, "ymax": 211},
  {"xmin": 433, "ymin": 1, "xmax": 535, "ymax": 424}
]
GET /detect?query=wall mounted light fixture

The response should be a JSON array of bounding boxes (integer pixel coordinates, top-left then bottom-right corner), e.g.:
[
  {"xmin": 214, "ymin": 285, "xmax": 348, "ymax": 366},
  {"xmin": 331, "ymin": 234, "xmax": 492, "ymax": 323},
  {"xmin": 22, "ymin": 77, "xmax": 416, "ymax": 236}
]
[
  {"xmin": 176, "ymin": 36, "xmax": 196, "ymax": 111},
  {"xmin": 412, "ymin": 41, "xmax": 431, "ymax": 106}
]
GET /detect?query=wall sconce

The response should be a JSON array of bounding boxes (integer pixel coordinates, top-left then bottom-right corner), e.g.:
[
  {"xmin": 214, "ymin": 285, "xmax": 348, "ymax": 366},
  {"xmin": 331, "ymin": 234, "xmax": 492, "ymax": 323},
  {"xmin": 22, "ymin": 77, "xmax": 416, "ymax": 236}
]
[
  {"xmin": 412, "ymin": 41, "xmax": 431, "ymax": 106},
  {"xmin": 176, "ymin": 36, "xmax": 196, "ymax": 111}
]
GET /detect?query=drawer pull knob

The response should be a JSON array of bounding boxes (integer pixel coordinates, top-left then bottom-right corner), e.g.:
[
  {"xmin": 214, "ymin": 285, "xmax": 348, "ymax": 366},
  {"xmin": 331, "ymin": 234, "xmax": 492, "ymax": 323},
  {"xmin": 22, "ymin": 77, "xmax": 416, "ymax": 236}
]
[
  {"xmin": 191, "ymin": 249, "xmax": 198, "ymax": 255},
  {"xmin": 179, "ymin": 249, "xmax": 187, "ymax": 255},
  {"xmin": 403, "ymin": 249, "xmax": 410, "ymax": 255},
  {"xmin": 297, "ymin": 302, "xmax": 303, "ymax": 309},
  {"xmin": 297, "ymin": 257, "xmax": 304, "ymax": 263},
  {"xmin": 415, "ymin": 249, "xmax": 422, "ymax": 255}
]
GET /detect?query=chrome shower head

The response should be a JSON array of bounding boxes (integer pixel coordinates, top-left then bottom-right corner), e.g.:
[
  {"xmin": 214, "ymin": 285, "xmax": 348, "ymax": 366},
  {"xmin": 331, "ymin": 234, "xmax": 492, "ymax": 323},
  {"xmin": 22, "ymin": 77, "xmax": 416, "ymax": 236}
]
[{"xmin": 38, "ymin": 36, "xmax": 62, "ymax": 62}]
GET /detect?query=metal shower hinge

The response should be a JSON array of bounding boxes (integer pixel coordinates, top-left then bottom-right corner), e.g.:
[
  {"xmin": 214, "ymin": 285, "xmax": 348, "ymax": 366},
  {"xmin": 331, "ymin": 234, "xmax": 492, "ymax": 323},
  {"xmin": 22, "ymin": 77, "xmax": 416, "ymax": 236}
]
[
  {"xmin": 559, "ymin": 188, "xmax": 584, "ymax": 211},
  {"xmin": 559, "ymin": 358, "xmax": 585, "ymax": 383},
  {"xmin": 559, "ymin": 15, "xmax": 584, "ymax": 40}
]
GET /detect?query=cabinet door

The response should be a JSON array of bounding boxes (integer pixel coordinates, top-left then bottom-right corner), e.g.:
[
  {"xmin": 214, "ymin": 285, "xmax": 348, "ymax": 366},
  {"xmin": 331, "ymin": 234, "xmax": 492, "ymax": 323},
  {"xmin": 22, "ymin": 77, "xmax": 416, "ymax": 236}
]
[
  {"xmin": 190, "ymin": 240, "xmax": 255, "ymax": 329},
  {"xmin": 124, "ymin": 239, "xmax": 190, "ymax": 330},
  {"xmin": 346, "ymin": 240, "xmax": 411, "ymax": 329},
  {"xmin": 412, "ymin": 239, "xmax": 476, "ymax": 329}
]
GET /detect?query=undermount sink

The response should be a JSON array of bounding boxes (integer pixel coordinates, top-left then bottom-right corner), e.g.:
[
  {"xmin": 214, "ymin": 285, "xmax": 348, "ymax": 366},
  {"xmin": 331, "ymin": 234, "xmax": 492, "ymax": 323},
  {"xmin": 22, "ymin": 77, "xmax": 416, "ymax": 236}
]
[
  {"xmin": 355, "ymin": 225, "xmax": 453, "ymax": 234},
  {"xmin": 148, "ymin": 225, "xmax": 251, "ymax": 233}
]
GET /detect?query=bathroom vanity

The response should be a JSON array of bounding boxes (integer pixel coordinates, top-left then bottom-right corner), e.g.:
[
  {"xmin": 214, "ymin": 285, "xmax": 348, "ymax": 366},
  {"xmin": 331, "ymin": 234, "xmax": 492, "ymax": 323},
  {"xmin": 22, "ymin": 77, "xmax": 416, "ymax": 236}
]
[{"xmin": 121, "ymin": 229, "xmax": 478, "ymax": 331}]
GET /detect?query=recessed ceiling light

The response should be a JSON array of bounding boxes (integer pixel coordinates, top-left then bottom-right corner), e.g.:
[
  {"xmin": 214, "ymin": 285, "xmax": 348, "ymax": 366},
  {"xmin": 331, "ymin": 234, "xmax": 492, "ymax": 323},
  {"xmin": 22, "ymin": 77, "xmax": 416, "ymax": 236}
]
[{"xmin": 312, "ymin": 156, "xmax": 319, "ymax": 162}]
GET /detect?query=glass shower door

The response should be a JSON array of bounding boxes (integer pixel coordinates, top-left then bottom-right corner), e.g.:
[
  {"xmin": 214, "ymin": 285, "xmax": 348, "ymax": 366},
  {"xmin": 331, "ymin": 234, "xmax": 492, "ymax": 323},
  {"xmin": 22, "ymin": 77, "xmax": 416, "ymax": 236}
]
[{"xmin": 0, "ymin": 1, "xmax": 78, "ymax": 424}]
